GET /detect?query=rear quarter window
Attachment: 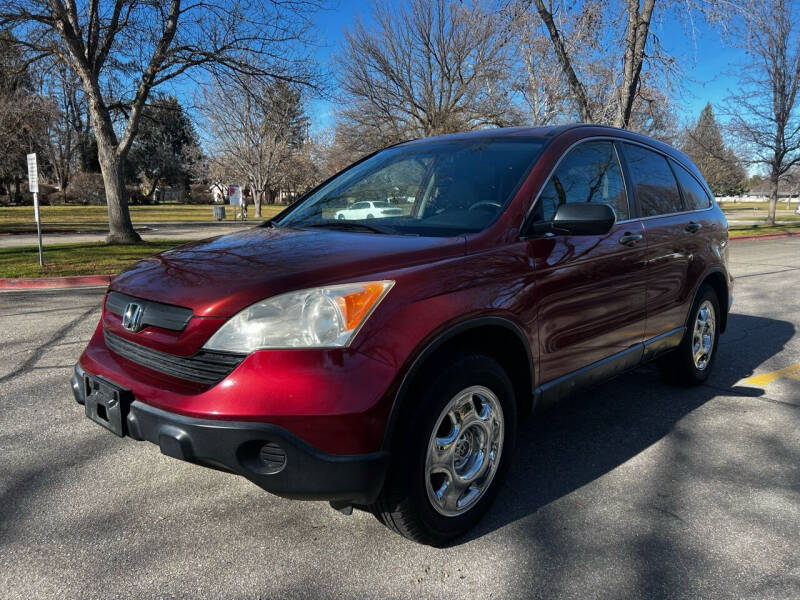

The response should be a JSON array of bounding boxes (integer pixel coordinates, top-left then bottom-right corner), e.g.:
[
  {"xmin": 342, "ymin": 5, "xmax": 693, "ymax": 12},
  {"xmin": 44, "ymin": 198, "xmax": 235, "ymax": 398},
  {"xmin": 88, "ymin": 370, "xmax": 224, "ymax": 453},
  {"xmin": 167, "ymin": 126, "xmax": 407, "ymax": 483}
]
[
  {"xmin": 671, "ymin": 160, "xmax": 712, "ymax": 210},
  {"xmin": 621, "ymin": 143, "xmax": 682, "ymax": 217}
]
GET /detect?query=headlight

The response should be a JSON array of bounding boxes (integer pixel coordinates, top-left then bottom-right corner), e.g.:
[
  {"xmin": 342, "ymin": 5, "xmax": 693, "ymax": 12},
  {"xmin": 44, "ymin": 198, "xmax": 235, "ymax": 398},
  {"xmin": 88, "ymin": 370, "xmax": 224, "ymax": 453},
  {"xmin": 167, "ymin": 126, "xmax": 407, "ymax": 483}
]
[{"xmin": 203, "ymin": 280, "xmax": 394, "ymax": 352}]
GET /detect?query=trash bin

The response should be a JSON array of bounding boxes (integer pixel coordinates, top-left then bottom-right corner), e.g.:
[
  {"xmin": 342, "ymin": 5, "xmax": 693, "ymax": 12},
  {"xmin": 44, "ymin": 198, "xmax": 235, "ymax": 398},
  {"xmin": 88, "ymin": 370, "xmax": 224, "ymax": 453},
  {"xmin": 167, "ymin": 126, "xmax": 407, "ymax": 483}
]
[{"xmin": 213, "ymin": 205, "xmax": 226, "ymax": 221}]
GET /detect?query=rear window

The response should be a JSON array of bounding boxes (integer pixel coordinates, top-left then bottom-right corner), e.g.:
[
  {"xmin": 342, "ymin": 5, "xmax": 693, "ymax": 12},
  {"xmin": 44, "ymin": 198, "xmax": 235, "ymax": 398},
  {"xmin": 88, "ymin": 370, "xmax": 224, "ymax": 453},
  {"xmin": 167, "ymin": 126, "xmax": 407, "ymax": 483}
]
[
  {"xmin": 671, "ymin": 160, "xmax": 712, "ymax": 210},
  {"xmin": 621, "ymin": 143, "xmax": 682, "ymax": 217}
]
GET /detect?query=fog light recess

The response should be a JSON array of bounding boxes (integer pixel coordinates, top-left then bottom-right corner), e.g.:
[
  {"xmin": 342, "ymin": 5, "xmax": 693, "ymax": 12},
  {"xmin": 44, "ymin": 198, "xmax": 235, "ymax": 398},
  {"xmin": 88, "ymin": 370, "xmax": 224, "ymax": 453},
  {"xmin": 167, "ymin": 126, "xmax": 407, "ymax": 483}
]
[{"xmin": 259, "ymin": 442, "xmax": 287, "ymax": 474}]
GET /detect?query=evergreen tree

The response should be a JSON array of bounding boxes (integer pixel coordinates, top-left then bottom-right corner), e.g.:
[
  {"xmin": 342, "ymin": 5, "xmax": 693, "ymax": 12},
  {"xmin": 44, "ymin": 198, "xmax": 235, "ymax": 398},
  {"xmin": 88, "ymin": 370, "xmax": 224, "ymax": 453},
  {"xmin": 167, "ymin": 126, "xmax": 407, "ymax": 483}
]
[
  {"xmin": 127, "ymin": 96, "xmax": 203, "ymax": 202},
  {"xmin": 682, "ymin": 103, "xmax": 746, "ymax": 196}
]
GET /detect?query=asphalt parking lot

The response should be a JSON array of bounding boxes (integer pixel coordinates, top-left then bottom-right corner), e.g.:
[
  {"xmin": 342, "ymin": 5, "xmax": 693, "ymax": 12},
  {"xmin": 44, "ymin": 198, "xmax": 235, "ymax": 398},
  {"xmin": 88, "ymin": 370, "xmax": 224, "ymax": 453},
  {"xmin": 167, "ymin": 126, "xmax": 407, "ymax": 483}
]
[{"xmin": 1, "ymin": 238, "xmax": 798, "ymax": 599}]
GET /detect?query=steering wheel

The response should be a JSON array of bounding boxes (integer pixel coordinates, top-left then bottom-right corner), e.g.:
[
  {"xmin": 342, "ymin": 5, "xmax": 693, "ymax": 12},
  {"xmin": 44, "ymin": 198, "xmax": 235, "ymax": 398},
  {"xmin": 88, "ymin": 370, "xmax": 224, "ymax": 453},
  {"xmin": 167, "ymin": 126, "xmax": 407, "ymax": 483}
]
[{"xmin": 468, "ymin": 201, "xmax": 502, "ymax": 212}]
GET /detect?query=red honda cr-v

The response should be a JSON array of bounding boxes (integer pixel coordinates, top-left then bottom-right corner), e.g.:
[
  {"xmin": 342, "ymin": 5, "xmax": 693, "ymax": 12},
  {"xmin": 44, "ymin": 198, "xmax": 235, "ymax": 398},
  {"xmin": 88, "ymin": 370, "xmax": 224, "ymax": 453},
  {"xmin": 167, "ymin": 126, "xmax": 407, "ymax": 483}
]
[{"xmin": 73, "ymin": 125, "xmax": 732, "ymax": 545}]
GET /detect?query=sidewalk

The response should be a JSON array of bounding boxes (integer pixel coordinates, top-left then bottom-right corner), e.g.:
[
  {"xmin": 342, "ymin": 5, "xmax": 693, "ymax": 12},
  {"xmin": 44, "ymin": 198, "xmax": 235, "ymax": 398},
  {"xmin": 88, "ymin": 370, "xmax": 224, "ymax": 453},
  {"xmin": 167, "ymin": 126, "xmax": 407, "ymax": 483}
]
[
  {"xmin": 726, "ymin": 218, "xmax": 798, "ymax": 226},
  {"xmin": 0, "ymin": 221, "xmax": 256, "ymax": 248}
]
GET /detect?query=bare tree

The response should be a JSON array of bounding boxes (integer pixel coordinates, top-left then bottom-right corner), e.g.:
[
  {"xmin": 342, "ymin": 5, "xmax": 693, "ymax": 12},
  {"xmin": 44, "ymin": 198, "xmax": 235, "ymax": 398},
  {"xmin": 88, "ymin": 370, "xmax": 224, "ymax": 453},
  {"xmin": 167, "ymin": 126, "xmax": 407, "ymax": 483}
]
[
  {"xmin": 40, "ymin": 62, "xmax": 88, "ymax": 201},
  {"xmin": 201, "ymin": 78, "xmax": 309, "ymax": 217},
  {"xmin": 508, "ymin": 6, "xmax": 571, "ymax": 125},
  {"xmin": 724, "ymin": 0, "xmax": 800, "ymax": 225},
  {"xmin": 527, "ymin": 0, "xmax": 659, "ymax": 128},
  {"xmin": 0, "ymin": 30, "xmax": 52, "ymax": 201},
  {"xmin": 336, "ymin": 0, "xmax": 519, "ymax": 155},
  {"xmin": 1, "ymin": 1, "xmax": 321, "ymax": 242}
]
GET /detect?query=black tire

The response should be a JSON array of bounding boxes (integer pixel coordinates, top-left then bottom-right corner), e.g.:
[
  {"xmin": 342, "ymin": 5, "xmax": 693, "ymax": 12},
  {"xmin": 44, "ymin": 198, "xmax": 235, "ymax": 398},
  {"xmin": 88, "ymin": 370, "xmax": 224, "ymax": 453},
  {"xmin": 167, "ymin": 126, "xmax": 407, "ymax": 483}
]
[
  {"xmin": 370, "ymin": 354, "xmax": 517, "ymax": 546},
  {"xmin": 658, "ymin": 284, "xmax": 721, "ymax": 385}
]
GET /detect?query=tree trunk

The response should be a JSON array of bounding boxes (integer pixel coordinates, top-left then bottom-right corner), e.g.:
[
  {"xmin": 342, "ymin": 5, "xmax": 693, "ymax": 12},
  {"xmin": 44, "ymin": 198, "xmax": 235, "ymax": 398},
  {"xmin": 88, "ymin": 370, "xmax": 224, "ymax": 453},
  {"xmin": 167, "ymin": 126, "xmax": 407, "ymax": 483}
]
[
  {"xmin": 534, "ymin": 0, "xmax": 593, "ymax": 123},
  {"xmin": 84, "ymin": 84, "xmax": 141, "ymax": 243},
  {"xmin": 614, "ymin": 0, "xmax": 655, "ymax": 129},
  {"xmin": 768, "ymin": 170, "xmax": 778, "ymax": 226},
  {"xmin": 98, "ymin": 150, "xmax": 140, "ymax": 243},
  {"xmin": 143, "ymin": 177, "xmax": 159, "ymax": 203}
]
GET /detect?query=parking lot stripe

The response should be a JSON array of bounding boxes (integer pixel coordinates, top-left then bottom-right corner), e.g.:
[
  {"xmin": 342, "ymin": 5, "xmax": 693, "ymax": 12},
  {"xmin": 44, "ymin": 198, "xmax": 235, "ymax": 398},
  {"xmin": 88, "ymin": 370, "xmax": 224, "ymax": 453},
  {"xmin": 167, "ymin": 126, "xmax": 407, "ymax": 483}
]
[{"xmin": 744, "ymin": 361, "xmax": 800, "ymax": 386}]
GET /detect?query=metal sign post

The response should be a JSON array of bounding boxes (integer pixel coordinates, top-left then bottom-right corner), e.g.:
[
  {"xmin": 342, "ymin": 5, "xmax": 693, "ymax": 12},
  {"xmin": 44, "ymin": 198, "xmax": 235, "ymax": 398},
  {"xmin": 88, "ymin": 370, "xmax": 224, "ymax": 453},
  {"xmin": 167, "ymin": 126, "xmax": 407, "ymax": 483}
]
[{"xmin": 26, "ymin": 153, "xmax": 43, "ymax": 267}]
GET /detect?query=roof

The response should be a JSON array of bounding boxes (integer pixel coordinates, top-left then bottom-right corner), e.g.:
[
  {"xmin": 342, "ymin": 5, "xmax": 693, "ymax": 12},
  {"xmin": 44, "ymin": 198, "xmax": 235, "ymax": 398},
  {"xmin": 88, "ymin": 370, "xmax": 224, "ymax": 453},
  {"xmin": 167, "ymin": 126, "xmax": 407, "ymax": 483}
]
[
  {"xmin": 399, "ymin": 123, "xmax": 673, "ymax": 147},
  {"xmin": 400, "ymin": 124, "xmax": 583, "ymax": 145}
]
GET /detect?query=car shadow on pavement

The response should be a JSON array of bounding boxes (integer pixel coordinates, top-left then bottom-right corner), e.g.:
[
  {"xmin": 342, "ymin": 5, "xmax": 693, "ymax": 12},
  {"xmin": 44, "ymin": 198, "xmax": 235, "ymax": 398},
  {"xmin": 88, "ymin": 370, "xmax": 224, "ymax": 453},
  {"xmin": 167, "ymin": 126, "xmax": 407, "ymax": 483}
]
[{"xmin": 457, "ymin": 312, "xmax": 797, "ymax": 546}]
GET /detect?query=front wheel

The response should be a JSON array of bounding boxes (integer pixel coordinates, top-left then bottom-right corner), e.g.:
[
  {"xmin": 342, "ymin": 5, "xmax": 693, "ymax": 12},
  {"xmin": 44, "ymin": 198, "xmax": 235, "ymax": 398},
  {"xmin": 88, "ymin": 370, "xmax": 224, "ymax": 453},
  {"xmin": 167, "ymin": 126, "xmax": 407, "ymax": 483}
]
[
  {"xmin": 658, "ymin": 284, "xmax": 720, "ymax": 385},
  {"xmin": 371, "ymin": 354, "xmax": 517, "ymax": 545}
]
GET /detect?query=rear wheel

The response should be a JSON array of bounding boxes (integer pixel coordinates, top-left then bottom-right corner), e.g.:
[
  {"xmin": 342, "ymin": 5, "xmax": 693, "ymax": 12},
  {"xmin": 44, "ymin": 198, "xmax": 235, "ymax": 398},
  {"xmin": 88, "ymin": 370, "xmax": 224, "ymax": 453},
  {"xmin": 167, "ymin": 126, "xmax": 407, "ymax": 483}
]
[
  {"xmin": 371, "ymin": 354, "xmax": 517, "ymax": 546},
  {"xmin": 658, "ymin": 284, "xmax": 720, "ymax": 385}
]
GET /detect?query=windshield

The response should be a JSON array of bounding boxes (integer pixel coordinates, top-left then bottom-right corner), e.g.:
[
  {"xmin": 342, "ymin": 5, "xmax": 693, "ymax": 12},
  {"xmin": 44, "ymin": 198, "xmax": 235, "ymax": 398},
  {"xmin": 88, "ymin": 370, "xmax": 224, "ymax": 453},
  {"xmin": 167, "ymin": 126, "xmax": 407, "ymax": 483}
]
[{"xmin": 277, "ymin": 138, "xmax": 546, "ymax": 237}]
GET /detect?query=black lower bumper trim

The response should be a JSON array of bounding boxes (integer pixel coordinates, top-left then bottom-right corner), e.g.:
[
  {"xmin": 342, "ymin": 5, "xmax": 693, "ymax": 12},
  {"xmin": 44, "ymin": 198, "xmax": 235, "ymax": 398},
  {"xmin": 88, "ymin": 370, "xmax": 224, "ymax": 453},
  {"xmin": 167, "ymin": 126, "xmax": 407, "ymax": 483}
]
[
  {"xmin": 127, "ymin": 401, "xmax": 388, "ymax": 504},
  {"xmin": 72, "ymin": 365, "xmax": 388, "ymax": 504}
]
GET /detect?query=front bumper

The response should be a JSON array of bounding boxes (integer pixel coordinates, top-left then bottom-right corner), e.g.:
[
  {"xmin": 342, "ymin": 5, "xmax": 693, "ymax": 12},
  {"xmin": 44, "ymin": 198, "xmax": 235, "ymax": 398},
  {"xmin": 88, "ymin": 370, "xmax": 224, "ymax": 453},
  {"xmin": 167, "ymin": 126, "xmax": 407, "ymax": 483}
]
[{"xmin": 72, "ymin": 366, "xmax": 389, "ymax": 504}]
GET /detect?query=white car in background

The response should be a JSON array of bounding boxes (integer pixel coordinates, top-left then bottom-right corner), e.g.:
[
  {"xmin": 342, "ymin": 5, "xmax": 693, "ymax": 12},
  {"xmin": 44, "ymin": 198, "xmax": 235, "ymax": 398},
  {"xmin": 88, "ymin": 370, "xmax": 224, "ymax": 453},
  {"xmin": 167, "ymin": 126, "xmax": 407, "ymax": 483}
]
[{"xmin": 335, "ymin": 201, "xmax": 404, "ymax": 220}]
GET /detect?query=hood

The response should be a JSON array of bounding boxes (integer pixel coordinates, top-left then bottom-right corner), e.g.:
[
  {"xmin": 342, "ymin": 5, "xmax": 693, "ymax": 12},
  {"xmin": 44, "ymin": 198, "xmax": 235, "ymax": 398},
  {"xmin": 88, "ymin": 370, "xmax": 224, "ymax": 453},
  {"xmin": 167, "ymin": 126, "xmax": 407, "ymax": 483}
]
[{"xmin": 110, "ymin": 225, "xmax": 465, "ymax": 317}]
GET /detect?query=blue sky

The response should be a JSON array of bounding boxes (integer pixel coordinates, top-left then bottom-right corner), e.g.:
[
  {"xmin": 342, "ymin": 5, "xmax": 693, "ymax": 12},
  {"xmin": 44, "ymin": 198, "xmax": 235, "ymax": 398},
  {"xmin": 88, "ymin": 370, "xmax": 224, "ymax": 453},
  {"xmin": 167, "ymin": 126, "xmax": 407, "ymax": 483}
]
[{"xmin": 307, "ymin": 1, "xmax": 746, "ymax": 134}]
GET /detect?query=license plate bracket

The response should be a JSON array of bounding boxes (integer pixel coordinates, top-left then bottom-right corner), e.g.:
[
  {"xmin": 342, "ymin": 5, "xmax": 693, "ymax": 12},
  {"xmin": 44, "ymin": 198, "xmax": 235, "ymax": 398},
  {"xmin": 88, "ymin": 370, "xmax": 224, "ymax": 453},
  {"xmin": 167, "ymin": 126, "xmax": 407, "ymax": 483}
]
[{"xmin": 84, "ymin": 374, "xmax": 132, "ymax": 437}]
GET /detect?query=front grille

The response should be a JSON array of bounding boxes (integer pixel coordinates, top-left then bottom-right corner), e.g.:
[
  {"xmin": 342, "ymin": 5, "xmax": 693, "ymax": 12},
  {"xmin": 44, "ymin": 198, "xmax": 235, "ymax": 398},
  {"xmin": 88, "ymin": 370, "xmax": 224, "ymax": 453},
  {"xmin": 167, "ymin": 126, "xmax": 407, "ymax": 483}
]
[
  {"xmin": 104, "ymin": 330, "xmax": 245, "ymax": 385},
  {"xmin": 106, "ymin": 292, "xmax": 193, "ymax": 331}
]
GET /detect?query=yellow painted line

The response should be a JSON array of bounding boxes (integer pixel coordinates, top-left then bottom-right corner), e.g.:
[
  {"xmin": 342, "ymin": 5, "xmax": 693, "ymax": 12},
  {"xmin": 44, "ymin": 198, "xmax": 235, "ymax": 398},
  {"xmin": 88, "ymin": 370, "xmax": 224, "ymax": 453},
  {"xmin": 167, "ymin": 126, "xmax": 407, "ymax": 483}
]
[{"xmin": 744, "ymin": 362, "xmax": 800, "ymax": 386}]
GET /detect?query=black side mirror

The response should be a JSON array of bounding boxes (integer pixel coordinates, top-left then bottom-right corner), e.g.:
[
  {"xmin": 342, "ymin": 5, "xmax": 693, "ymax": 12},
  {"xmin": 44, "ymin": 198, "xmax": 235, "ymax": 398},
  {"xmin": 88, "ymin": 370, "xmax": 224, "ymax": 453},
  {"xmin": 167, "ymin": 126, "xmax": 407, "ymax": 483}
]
[{"xmin": 550, "ymin": 202, "xmax": 616, "ymax": 236}]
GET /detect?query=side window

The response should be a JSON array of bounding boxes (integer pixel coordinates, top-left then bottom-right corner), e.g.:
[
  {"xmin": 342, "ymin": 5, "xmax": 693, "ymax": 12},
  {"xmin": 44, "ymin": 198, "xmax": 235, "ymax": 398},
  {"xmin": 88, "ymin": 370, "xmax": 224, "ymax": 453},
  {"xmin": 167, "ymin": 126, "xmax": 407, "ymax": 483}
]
[
  {"xmin": 535, "ymin": 141, "xmax": 629, "ymax": 221},
  {"xmin": 671, "ymin": 160, "xmax": 712, "ymax": 210},
  {"xmin": 621, "ymin": 143, "xmax": 682, "ymax": 217}
]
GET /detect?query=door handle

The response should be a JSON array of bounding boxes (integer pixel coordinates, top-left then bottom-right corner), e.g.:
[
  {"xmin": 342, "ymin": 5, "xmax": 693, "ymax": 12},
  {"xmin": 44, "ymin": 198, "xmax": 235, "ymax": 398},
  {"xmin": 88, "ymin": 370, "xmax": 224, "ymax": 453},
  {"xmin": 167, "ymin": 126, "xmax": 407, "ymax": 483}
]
[
  {"xmin": 618, "ymin": 232, "xmax": 643, "ymax": 246},
  {"xmin": 685, "ymin": 222, "xmax": 702, "ymax": 233}
]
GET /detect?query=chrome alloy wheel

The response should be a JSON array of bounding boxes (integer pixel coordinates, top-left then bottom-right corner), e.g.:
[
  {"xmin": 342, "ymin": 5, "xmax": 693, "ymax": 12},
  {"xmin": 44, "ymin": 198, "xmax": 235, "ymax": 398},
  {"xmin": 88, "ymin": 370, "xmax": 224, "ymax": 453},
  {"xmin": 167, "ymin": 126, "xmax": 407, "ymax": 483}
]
[
  {"xmin": 692, "ymin": 300, "xmax": 716, "ymax": 370},
  {"xmin": 425, "ymin": 385, "xmax": 504, "ymax": 517}
]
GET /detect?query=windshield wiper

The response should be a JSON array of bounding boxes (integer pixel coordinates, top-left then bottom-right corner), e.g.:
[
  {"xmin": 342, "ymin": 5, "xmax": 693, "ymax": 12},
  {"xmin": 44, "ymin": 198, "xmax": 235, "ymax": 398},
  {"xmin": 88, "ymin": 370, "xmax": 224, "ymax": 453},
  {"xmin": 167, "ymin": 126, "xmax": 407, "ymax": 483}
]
[{"xmin": 303, "ymin": 221, "xmax": 397, "ymax": 234}]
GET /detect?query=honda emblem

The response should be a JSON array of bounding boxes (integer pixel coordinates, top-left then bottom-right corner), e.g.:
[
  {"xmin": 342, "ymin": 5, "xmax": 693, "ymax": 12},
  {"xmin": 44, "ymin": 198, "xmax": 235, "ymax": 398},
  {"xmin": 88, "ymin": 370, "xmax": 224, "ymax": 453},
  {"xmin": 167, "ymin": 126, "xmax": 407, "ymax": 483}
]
[{"xmin": 122, "ymin": 302, "xmax": 144, "ymax": 332}]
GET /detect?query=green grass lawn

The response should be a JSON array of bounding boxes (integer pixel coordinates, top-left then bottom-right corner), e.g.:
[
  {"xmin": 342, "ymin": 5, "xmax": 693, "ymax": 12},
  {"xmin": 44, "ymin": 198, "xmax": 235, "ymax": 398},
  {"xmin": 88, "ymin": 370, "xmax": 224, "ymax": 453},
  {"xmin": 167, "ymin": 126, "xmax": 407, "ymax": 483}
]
[
  {"xmin": 729, "ymin": 222, "xmax": 800, "ymax": 238},
  {"xmin": 0, "ymin": 204, "xmax": 287, "ymax": 231},
  {"xmin": 719, "ymin": 201, "xmax": 799, "ymax": 211},
  {"xmin": 0, "ymin": 241, "xmax": 181, "ymax": 278}
]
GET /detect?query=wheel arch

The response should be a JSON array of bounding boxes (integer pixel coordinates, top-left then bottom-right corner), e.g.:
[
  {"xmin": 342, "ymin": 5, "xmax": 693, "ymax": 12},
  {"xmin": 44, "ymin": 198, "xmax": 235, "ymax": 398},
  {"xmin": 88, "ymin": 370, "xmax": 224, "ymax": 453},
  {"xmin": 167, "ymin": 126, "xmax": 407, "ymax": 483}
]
[
  {"xmin": 381, "ymin": 316, "xmax": 535, "ymax": 451},
  {"xmin": 697, "ymin": 268, "xmax": 730, "ymax": 333}
]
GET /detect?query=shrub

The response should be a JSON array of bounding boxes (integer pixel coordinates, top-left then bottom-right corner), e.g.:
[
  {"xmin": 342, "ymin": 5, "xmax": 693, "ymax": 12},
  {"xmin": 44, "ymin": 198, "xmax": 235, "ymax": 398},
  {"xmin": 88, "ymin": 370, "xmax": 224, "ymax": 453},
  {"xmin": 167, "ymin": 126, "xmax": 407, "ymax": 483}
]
[
  {"xmin": 188, "ymin": 183, "xmax": 215, "ymax": 204},
  {"xmin": 66, "ymin": 172, "xmax": 106, "ymax": 205}
]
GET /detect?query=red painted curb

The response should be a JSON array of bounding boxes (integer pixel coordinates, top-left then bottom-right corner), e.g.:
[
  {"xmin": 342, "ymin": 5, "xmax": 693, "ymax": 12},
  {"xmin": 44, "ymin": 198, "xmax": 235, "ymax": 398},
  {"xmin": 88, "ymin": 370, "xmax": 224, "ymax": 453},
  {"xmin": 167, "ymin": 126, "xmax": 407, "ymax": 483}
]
[
  {"xmin": 730, "ymin": 231, "xmax": 800, "ymax": 241},
  {"xmin": 0, "ymin": 274, "xmax": 114, "ymax": 290}
]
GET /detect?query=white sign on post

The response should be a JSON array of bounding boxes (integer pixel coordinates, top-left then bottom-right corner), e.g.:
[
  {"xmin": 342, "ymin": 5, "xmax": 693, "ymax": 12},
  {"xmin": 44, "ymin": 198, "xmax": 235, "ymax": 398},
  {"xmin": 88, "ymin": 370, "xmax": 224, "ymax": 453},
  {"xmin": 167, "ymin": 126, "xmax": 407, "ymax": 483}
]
[
  {"xmin": 26, "ymin": 153, "xmax": 43, "ymax": 267},
  {"xmin": 27, "ymin": 153, "xmax": 39, "ymax": 194},
  {"xmin": 228, "ymin": 184, "xmax": 241, "ymax": 206}
]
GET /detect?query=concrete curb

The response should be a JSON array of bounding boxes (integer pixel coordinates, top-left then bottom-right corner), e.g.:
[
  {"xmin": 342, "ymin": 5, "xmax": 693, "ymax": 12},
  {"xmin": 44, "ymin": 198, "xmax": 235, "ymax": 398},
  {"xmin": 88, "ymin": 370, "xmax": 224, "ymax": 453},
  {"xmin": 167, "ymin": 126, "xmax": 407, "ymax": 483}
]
[
  {"xmin": 730, "ymin": 231, "xmax": 800, "ymax": 241},
  {"xmin": 0, "ymin": 274, "xmax": 113, "ymax": 290}
]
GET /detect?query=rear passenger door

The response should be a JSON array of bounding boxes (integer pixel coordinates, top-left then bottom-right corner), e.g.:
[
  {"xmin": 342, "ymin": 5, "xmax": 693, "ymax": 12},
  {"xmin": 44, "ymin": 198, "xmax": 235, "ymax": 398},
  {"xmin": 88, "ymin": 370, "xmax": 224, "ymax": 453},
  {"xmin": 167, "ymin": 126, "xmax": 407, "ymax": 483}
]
[
  {"xmin": 527, "ymin": 140, "xmax": 648, "ymax": 385},
  {"xmin": 619, "ymin": 143, "xmax": 699, "ymax": 339}
]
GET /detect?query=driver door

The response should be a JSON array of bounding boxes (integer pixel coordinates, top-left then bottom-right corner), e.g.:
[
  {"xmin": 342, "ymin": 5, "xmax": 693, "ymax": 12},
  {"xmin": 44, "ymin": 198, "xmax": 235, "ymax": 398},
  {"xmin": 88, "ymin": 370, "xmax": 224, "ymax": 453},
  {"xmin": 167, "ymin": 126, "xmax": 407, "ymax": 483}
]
[{"xmin": 526, "ymin": 140, "xmax": 648, "ymax": 388}]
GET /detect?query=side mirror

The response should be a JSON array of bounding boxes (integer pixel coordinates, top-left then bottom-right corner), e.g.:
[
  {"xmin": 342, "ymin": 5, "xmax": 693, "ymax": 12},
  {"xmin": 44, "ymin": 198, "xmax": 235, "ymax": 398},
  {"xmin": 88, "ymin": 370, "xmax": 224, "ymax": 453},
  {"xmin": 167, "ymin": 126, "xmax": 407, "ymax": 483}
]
[{"xmin": 550, "ymin": 202, "xmax": 616, "ymax": 236}]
